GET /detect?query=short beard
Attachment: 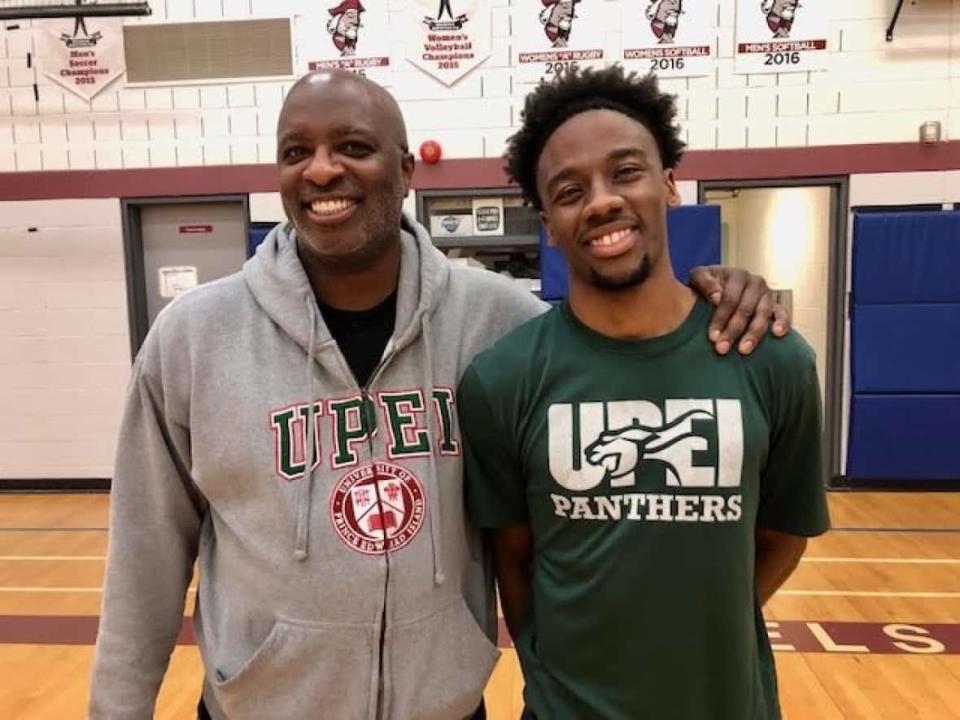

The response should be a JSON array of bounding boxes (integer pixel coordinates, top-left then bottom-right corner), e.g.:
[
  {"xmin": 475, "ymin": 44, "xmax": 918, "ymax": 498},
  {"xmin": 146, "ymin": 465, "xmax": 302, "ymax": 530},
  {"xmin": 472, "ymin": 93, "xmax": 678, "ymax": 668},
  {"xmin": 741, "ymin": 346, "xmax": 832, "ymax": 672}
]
[{"xmin": 589, "ymin": 255, "xmax": 652, "ymax": 291}]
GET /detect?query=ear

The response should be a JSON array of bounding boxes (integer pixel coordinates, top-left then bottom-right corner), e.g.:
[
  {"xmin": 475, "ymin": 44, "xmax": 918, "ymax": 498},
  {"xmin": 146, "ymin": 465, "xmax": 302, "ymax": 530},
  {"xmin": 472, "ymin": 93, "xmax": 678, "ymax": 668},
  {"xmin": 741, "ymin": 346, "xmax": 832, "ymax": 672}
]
[
  {"xmin": 539, "ymin": 210, "xmax": 559, "ymax": 247},
  {"xmin": 400, "ymin": 152, "xmax": 415, "ymax": 196},
  {"xmin": 664, "ymin": 167, "xmax": 681, "ymax": 208}
]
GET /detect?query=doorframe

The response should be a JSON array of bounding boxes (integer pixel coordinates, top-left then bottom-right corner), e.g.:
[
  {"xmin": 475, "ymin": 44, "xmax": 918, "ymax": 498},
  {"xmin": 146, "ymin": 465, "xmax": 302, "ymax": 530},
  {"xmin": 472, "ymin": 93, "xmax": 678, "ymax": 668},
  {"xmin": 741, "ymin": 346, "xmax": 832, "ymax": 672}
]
[
  {"xmin": 698, "ymin": 176, "xmax": 850, "ymax": 488},
  {"xmin": 121, "ymin": 194, "xmax": 250, "ymax": 359}
]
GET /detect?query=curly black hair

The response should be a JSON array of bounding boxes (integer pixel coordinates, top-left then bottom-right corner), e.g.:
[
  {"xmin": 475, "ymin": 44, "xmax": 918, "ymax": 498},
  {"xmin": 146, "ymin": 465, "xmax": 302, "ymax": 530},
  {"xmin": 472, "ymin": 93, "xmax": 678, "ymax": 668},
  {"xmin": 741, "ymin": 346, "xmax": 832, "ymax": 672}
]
[{"xmin": 504, "ymin": 65, "xmax": 686, "ymax": 210}]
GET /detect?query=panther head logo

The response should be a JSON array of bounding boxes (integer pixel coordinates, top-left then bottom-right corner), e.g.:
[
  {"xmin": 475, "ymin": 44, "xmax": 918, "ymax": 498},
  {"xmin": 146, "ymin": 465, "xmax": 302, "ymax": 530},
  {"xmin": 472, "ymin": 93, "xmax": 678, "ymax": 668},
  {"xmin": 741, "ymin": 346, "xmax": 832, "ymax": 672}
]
[{"xmin": 584, "ymin": 408, "xmax": 712, "ymax": 482}]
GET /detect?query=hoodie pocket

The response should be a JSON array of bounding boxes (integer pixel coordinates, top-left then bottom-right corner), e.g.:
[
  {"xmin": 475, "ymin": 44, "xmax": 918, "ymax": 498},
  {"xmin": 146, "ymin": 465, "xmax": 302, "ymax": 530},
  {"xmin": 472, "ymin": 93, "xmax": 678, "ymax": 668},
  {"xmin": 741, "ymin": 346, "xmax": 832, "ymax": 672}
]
[
  {"xmin": 385, "ymin": 597, "xmax": 501, "ymax": 720},
  {"xmin": 211, "ymin": 617, "xmax": 378, "ymax": 720}
]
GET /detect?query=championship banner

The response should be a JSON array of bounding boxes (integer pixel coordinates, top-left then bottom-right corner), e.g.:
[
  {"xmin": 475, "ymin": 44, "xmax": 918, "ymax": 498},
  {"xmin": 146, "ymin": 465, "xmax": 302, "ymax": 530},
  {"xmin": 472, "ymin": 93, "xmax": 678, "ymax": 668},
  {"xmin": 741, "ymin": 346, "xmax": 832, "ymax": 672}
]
[
  {"xmin": 735, "ymin": 0, "xmax": 828, "ymax": 74},
  {"xmin": 404, "ymin": 0, "xmax": 492, "ymax": 86},
  {"xmin": 513, "ymin": 0, "xmax": 605, "ymax": 85},
  {"xmin": 622, "ymin": 1, "xmax": 715, "ymax": 78},
  {"xmin": 37, "ymin": 16, "xmax": 125, "ymax": 100},
  {"xmin": 295, "ymin": 2, "xmax": 393, "ymax": 85}
]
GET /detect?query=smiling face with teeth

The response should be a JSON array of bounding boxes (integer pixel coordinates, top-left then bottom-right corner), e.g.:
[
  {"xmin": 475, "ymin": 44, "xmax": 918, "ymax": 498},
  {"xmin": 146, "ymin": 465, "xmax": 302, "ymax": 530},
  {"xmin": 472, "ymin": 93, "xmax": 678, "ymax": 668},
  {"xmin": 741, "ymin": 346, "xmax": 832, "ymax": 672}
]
[
  {"xmin": 277, "ymin": 72, "xmax": 414, "ymax": 277},
  {"xmin": 536, "ymin": 108, "xmax": 681, "ymax": 295}
]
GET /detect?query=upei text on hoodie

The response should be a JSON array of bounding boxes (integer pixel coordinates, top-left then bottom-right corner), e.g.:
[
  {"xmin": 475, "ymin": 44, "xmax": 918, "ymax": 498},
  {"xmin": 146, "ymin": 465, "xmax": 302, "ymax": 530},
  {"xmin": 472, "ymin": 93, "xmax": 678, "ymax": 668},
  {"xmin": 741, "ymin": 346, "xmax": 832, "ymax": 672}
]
[{"xmin": 89, "ymin": 215, "xmax": 546, "ymax": 720}]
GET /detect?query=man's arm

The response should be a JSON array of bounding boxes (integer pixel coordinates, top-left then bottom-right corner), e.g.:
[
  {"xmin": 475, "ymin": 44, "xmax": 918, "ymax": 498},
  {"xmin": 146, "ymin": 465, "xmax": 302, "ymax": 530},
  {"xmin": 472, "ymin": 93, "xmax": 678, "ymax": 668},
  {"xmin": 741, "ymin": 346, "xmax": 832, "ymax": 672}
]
[
  {"xmin": 755, "ymin": 527, "xmax": 807, "ymax": 606},
  {"xmin": 689, "ymin": 265, "xmax": 791, "ymax": 355},
  {"xmin": 90, "ymin": 349, "xmax": 204, "ymax": 719},
  {"xmin": 491, "ymin": 525, "xmax": 534, "ymax": 640},
  {"xmin": 755, "ymin": 335, "xmax": 830, "ymax": 610}
]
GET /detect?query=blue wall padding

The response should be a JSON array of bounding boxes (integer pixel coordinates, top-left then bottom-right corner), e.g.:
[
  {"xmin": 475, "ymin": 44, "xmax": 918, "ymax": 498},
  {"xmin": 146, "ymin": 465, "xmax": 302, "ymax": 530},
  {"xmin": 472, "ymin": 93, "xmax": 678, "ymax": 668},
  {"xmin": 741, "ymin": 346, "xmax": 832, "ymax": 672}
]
[
  {"xmin": 847, "ymin": 395, "xmax": 960, "ymax": 480},
  {"xmin": 848, "ymin": 210, "xmax": 960, "ymax": 481},
  {"xmin": 853, "ymin": 212, "xmax": 960, "ymax": 304},
  {"xmin": 852, "ymin": 305, "xmax": 960, "ymax": 393},
  {"xmin": 539, "ymin": 204, "xmax": 722, "ymax": 301}
]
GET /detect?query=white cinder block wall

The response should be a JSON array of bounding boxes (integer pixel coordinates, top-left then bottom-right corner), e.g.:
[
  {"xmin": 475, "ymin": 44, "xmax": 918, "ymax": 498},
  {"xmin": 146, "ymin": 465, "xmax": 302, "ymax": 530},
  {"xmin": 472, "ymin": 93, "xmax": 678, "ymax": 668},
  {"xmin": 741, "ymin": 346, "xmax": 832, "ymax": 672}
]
[
  {"xmin": 0, "ymin": 200, "xmax": 129, "ymax": 481},
  {"xmin": 0, "ymin": 0, "xmax": 958, "ymax": 171}
]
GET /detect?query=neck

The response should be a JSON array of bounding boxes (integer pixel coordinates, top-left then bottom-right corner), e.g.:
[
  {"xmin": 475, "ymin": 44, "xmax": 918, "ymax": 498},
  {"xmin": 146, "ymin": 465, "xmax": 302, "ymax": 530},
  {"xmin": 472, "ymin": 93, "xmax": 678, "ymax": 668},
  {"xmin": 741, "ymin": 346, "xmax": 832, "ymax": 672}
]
[
  {"xmin": 298, "ymin": 238, "xmax": 401, "ymax": 311},
  {"xmin": 568, "ymin": 261, "xmax": 696, "ymax": 340}
]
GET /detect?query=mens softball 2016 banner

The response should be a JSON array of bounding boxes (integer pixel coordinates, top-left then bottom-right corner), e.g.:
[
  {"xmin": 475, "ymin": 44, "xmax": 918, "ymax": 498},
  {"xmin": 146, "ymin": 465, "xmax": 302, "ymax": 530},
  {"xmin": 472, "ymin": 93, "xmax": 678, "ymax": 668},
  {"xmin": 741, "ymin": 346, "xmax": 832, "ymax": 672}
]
[
  {"xmin": 295, "ymin": 1, "xmax": 393, "ymax": 86},
  {"xmin": 622, "ymin": 0, "xmax": 715, "ymax": 79},
  {"xmin": 404, "ymin": 0, "xmax": 492, "ymax": 86},
  {"xmin": 735, "ymin": 0, "xmax": 828, "ymax": 74},
  {"xmin": 513, "ymin": 0, "xmax": 605, "ymax": 85},
  {"xmin": 37, "ymin": 16, "xmax": 125, "ymax": 100}
]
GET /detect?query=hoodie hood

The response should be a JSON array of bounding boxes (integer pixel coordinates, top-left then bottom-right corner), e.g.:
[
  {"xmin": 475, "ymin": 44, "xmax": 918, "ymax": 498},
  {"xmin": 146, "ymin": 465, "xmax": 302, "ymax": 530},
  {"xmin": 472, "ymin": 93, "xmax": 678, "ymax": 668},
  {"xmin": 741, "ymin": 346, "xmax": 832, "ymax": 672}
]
[{"xmin": 242, "ymin": 211, "xmax": 450, "ymax": 360}]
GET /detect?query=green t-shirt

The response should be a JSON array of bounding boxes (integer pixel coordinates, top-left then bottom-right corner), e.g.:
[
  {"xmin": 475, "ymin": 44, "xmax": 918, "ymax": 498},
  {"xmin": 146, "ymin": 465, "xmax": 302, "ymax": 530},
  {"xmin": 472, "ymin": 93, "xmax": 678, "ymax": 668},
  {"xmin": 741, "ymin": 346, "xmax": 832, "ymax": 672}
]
[{"xmin": 458, "ymin": 297, "xmax": 830, "ymax": 720}]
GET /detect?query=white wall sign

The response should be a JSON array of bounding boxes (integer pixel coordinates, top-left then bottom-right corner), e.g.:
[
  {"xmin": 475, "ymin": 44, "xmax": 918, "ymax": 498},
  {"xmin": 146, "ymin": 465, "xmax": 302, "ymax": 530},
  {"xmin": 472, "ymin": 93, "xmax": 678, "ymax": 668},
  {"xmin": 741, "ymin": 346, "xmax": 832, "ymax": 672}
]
[
  {"xmin": 37, "ymin": 17, "xmax": 125, "ymax": 100},
  {"xmin": 430, "ymin": 213, "xmax": 474, "ymax": 237},
  {"xmin": 472, "ymin": 197, "xmax": 504, "ymax": 236},
  {"xmin": 622, "ymin": 1, "xmax": 715, "ymax": 78},
  {"xmin": 513, "ymin": 0, "xmax": 605, "ymax": 84},
  {"xmin": 735, "ymin": 0, "xmax": 828, "ymax": 74},
  {"xmin": 295, "ymin": 1, "xmax": 393, "ymax": 85},
  {"xmin": 158, "ymin": 266, "xmax": 198, "ymax": 299},
  {"xmin": 404, "ymin": 0, "xmax": 492, "ymax": 86}
]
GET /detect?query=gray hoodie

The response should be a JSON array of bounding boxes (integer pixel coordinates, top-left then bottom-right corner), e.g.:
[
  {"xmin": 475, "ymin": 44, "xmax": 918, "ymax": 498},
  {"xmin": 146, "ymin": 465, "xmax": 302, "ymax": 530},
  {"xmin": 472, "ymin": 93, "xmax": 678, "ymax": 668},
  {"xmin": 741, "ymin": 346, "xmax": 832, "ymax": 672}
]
[{"xmin": 90, "ymin": 215, "xmax": 546, "ymax": 720}]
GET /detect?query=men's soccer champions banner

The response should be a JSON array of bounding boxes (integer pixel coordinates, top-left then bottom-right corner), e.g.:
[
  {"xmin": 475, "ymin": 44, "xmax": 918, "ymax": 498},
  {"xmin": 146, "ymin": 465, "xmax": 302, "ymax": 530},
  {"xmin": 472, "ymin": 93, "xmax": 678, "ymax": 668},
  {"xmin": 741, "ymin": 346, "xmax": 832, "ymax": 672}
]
[
  {"xmin": 735, "ymin": 0, "xmax": 828, "ymax": 74},
  {"xmin": 296, "ymin": 1, "xmax": 393, "ymax": 85},
  {"xmin": 404, "ymin": 0, "xmax": 492, "ymax": 86},
  {"xmin": 37, "ymin": 17, "xmax": 125, "ymax": 100},
  {"xmin": 621, "ymin": 0, "xmax": 714, "ymax": 78},
  {"xmin": 513, "ymin": 0, "xmax": 605, "ymax": 84}
]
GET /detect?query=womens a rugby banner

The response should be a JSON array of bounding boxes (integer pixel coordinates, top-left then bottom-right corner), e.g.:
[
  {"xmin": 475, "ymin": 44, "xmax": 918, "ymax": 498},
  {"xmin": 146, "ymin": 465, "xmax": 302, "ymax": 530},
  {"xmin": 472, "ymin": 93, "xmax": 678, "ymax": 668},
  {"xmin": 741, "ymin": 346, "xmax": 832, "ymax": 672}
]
[
  {"xmin": 404, "ymin": 0, "xmax": 492, "ymax": 86},
  {"xmin": 295, "ymin": 2, "xmax": 393, "ymax": 85},
  {"xmin": 513, "ymin": 0, "xmax": 605, "ymax": 84},
  {"xmin": 735, "ymin": 0, "xmax": 828, "ymax": 74},
  {"xmin": 38, "ymin": 17, "xmax": 125, "ymax": 100},
  {"xmin": 622, "ymin": 0, "xmax": 714, "ymax": 78}
]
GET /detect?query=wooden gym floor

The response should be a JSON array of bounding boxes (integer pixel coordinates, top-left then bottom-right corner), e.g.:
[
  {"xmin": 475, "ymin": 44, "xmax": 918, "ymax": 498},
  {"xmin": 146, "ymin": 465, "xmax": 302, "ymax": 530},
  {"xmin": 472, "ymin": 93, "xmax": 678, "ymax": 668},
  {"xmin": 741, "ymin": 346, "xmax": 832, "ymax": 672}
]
[{"xmin": 2, "ymin": 492, "xmax": 959, "ymax": 719}]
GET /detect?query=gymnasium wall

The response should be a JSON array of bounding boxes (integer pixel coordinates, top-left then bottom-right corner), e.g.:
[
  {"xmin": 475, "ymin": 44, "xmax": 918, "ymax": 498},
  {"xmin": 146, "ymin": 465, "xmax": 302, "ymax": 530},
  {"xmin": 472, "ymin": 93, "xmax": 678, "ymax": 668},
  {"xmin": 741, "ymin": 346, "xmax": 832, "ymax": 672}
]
[
  {"xmin": 0, "ymin": 0, "xmax": 958, "ymax": 172},
  {"xmin": 0, "ymin": 199, "xmax": 129, "ymax": 481}
]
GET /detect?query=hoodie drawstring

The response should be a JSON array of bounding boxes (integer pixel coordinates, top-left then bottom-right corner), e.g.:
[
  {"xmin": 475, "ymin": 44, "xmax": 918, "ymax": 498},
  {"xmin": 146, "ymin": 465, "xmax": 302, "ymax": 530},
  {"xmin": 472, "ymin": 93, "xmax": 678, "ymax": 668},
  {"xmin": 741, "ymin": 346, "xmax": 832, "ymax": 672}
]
[
  {"xmin": 295, "ymin": 297, "xmax": 324, "ymax": 562},
  {"xmin": 420, "ymin": 314, "xmax": 445, "ymax": 586}
]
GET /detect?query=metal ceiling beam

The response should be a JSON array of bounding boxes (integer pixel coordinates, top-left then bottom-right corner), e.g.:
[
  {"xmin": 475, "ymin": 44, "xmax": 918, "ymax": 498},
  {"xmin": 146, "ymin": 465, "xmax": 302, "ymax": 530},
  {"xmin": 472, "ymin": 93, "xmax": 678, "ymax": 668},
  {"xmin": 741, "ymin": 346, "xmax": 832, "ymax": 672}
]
[{"xmin": 0, "ymin": 3, "xmax": 151, "ymax": 20}]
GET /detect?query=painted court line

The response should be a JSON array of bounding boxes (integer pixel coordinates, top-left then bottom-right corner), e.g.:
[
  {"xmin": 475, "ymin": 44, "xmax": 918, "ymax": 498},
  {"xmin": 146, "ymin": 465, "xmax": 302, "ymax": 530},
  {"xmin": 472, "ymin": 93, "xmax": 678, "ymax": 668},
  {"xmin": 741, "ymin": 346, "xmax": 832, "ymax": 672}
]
[
  {"xmin": 0, "ymin": 587, "xmax": 197, "ymax": 593},
  {"xmin": 0, "ymin": 586, "xmax": 955, "ymax": 598},
  {"xmin": 777, "ymin": 590, "xmax": 960, "ymax": 599},
  {"xmin": 801, "ymin": 557, "xmax": 960, "ymax": 565},
  {"xmin": 3, "ymin": 555, "xmax": 960, "ymax": 564}
]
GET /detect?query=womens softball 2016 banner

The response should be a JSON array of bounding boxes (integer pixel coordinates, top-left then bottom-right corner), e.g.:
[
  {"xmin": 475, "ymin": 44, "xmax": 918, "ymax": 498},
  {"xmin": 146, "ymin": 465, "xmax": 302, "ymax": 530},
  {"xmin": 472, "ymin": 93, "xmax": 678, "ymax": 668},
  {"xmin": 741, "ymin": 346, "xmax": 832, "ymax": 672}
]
[
  {"xmin": 513, "ymin": 0, "xmax": 606, "ymax": 84},
  {"xmin": 404, "ymin": 0, "xmax": 492, "ymax": 86},
  {"xmin": 37, "ymin": 16, "xmax": 125, "ymax": 101},
  {"xmin": 295, "ymin": 1, "xmax": 393, "ymax": 86},
  {"xmin": 621, "ymin": 0, "xmax": 715, "ymax": 79},
  {"xmin": 735, "ymin": 0, "xmax": 828, "ymax": 74}
]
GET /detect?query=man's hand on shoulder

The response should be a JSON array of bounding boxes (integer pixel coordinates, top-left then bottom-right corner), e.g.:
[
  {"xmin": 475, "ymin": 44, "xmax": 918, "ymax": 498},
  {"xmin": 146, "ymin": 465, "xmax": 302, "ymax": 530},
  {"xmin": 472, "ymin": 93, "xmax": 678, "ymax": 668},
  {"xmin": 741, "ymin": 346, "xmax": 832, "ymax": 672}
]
[{"xmin": 689, "ymin": 265, "xmax": 791, "ymax": 356}]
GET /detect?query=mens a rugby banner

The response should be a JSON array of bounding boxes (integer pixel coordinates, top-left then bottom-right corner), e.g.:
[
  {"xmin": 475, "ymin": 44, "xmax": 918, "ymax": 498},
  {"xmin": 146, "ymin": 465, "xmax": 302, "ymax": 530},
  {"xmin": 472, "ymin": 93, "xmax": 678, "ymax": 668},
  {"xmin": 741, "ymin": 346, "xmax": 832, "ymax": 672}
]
[
  {"xmin": 404, "ymin": 0, "xmax": 492, "ymax": 86},
  {"xmin": 37, "ymin": 17, "xmax": 125, "ymax": 100},
  {"xmin": 295, "ymin": 2, "xmax": 393, "ymax": 85},
  {"xmin": 735, "ymin": 0, "xmax": 828, "ymax": 74},
  {"xmin": 513, "ymin": 0, "xmax": 605, "ymax": 84},
  {"xmin": 622, "ymin": 0, "xmax": 714, "ymax": 78}
]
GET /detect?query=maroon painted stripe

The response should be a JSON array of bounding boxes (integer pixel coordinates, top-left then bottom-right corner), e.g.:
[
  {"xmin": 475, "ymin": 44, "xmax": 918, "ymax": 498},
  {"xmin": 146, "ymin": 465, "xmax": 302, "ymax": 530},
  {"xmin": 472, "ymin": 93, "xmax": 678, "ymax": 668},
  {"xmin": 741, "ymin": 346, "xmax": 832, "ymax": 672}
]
[
  {"xmin": 1, "ymin": 142, "xmax": 958, "ymax": 200},
  {"xmin": 4, "ymin": 616, "xmax": 960, "ymax": 654}
]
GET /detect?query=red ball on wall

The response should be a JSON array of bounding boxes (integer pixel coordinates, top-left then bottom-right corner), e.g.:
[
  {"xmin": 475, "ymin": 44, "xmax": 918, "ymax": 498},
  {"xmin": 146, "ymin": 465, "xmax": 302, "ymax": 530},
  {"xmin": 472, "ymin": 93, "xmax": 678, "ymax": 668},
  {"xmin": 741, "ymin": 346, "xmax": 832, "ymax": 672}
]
[{"xmin": 419, "ymin": 140, "xmax": 442, "ymax": 165}]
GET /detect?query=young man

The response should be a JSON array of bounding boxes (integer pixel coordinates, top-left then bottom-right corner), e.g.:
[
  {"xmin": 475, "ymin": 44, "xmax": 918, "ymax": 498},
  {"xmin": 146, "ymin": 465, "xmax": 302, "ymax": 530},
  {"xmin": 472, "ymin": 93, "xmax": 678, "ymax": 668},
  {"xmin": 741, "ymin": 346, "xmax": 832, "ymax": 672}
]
[
  {"xmin": 459, "ymin": 66, "xmax": 829, "ymax": 719},
  {"xmin": 89, "ymin": 70, "xmax": 789, "ymax": 720}
]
